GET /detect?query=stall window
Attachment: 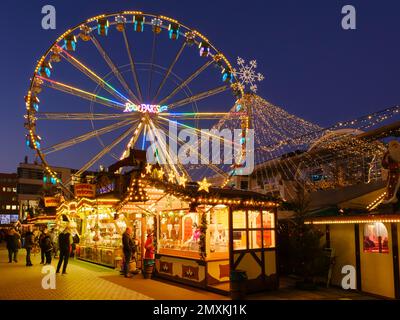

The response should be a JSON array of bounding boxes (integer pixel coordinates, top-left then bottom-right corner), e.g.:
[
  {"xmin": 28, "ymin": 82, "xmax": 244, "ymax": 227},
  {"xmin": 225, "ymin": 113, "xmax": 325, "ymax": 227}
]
[
  {"xmin": 232, "ymin": 209, "xmax": 276, "ymax": 251},
  {"xmin": 363, "ymin": 222, "xmax": 389, "ymax": 254},
  {"xmin": 209, "ymin": 206, "xmax": 229, "ymax": 255},
  {"xmin": 159, "ymin": 210, "xmax": 200, "ymax": 253}
]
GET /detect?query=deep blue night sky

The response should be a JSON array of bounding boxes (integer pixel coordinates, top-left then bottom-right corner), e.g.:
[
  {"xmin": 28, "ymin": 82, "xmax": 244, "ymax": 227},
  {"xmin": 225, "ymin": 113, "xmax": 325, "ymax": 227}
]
[{"xmin": 1, "ymin": 0, "xmax": 400, "ymax": 172}]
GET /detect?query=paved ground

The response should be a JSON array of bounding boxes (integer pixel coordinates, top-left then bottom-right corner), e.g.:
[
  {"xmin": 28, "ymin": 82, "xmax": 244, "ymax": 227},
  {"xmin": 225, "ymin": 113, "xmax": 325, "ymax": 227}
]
[{"xmin": 0, "ymin": 244, "xmax": 378, "ymax": 300}]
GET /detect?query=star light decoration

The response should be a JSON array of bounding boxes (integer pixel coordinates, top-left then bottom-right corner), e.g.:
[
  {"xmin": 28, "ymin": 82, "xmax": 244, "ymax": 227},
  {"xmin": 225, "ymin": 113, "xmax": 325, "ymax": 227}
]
[
  {"xmin": 168, "ymin": 172, "xmax": 175, "ymax": 183},
  {"xmin": 178, "ymin": 175, "xmax": 187, "ymax": 187},
  {"xmin": 197, "ymin": 177, "xmax": 212, "ymax": 193},
  {"xmin": 232, "ymin": 57, "xmax": 265, "ymax": 93},
  {"xmin": 157, "ymin": 168, "xmax": 165, "ymax": 180}
]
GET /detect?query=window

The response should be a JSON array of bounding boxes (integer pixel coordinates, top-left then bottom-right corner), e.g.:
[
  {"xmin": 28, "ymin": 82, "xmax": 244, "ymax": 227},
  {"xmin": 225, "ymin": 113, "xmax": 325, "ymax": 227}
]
[
  {"xmin": 209, "ymin": 206, "xmax": 229, "ymax": 256},
  {"xmin": 12, "ymin": 188, "xmax": 16, "ymax": 193},
  {"xmin": 159, "ymin": 210, "xmax": 200, "ymax": 254},
  {"xmin": 232, "ymin": 209, "xmax": 276, "ymax": 251},
  {"xmin": 17, "ymin": 184, "xmax": 42, "ymax": 195},
  {"xmin": 363, "ymin": 222, "xmax": 389, "ymax": 253},
  {"xmin": 11, "ymin": 205, "xmax": 17, "ymax": 210},
  {"xmin": 6, "ymin": 205, "xmax": 11, "ymax": 210},
  {"xmin": 2, "ymin": 187, "xmax": 5, "ymax": 192}
]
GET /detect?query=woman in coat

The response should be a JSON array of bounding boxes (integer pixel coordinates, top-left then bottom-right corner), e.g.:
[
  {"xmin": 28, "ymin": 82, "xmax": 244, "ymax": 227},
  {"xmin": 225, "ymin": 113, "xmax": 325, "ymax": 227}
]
[{"xmin": 6, "ymin": 228, "xmax": 20, "ymax": 263}]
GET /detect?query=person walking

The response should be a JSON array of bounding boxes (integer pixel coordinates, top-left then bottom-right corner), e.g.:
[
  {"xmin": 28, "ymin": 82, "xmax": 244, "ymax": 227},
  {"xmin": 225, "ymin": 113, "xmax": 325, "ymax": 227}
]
[
  {"xmin": 122, "ymin": 227, "xmax": 135, "ymax": 278},
  {"xmin": 42, "ymin": 229, "xmax": 53, "ymax": 265},
  {"xmin": 24, "ymin": 226, "xmax": 34, "ymax": 266},
  {"xmin": 6, "ymin": 228, "xmax": 20, "ymax": 263},
  {"xmin": 56, "ymin": 227, "xmax": 73, "ymax": 275}
]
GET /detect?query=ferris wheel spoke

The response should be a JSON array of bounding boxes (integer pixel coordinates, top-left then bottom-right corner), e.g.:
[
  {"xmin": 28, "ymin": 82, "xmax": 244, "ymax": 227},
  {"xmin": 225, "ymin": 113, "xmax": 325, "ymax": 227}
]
[
  {"xmin": 152, "ymin": 120, "xmax": 191, "ymax": 179},
  {"xmin": 38, "ymin": 76, "xmax": 125, "ymax": 111},
  {"xmin": 43, "ymin": 118, "xmax": 136, "ymax": 154},
  {"xmin": 167, "ymin": 85, "xmax": 229, "ymax": 110},
  {"xmin": 56, "ymin": 45, "xmax": 132, "ymax": 104},
  {"xmin": 157, "ymin": 116, "xmax": 242, "ymax": 148},
  {"xmin": 156, "ymin": 120, "xmax": 228, "ymax": 179},
  {"xmin": 147, "ymin": 32, "xmax": 158, "ymax": 101},
  {"xmin": 36, "ymin": 112, "xmax": 136, "ymax": 121},
  {"xmin": 122, "ymin": 28, "xmax": 143, "ymax": 102},
  {"xmin": 75, "ymin": 125, "xmax": 137, "ymax": 177},
  {"xmin": 91, "ymin": 35, "xmax": 140, "ymax": 104},
  {"xmin": 159, "ymin": 111, "xmax": 236, "ymax": 120},
  {"xmin": 152, "ymin": 42, "xmax": 187, "ymax": 103},
  {"xmin": 119, "ymin": 120, "xmax": 145, "ymax": 160},
  {"xmin": 158, "ymin": 60, "xmax": 213, "ymax": 106},
  {"xmin": 147, "ymin": 119, "xmax": 181, "ymax": 177}
]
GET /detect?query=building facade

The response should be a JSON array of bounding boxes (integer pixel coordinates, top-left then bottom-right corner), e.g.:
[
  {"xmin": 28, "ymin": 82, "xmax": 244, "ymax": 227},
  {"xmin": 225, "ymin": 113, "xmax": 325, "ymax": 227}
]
[
  {"xmin": 17, "ymin": 161, "xmax": 73, "ymax": 221},
  {"xmin": 0, "ymin": 173, "xmax": 19, "ymax": 226}
]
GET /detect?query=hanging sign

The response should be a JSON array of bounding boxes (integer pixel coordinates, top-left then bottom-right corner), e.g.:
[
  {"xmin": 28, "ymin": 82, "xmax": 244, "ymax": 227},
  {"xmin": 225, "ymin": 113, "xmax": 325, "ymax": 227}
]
[
  {"xmin": 44, "ymin": 197, "xmax": 59, "ymax": 207},
  {"xmin": 74, "ymin": 183, "xmax": 96, "ymax": 198}
]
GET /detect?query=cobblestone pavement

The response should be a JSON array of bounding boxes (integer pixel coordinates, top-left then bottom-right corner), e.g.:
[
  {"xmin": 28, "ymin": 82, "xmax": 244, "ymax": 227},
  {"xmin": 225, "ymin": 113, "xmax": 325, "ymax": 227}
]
[
  {"xmin": 0, "ymin": 246, "xmax": 378, "ymax": 300},
  {"xmin": 0, "ymin": 246, "xmax": 225, "ymax": 300},
  {"xmin": 0, "ymin": 247, "xmax": 152, "ymax": 300}
]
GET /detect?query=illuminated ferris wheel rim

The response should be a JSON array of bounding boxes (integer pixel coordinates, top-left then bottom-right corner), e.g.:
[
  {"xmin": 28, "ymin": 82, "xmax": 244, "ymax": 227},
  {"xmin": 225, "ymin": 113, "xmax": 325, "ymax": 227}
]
[{"xmin": 25, "ymin": 11, "xmax": 247, "ymax": 186}]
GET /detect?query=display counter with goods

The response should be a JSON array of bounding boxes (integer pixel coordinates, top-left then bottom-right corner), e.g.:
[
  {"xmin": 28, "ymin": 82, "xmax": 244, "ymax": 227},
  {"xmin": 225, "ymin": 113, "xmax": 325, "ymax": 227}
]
[
  {"xmin": 156, "ymin": 205, "xmax": 231, "ymax": 291},
  {"xmin": 76, "ymin": 212, "xmax": 126, "ymax": 268}
]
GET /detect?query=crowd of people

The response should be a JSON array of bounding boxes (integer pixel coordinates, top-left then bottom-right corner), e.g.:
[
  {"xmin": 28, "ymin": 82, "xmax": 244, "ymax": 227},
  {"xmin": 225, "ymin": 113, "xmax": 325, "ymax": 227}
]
[
  {"xmin": 3, "ymin": 224, "xmax": 155, "ymax": 279},
  {"xmin": 2, "ymin": 225, "xmax": 76, "ymax": 274}
]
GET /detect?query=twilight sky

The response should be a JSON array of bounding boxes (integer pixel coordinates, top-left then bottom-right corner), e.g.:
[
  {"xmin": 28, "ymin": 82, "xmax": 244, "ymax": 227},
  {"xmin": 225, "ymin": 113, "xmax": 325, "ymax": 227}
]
[{"xmin": 1, "ymin": 0, "xmax": 400, "ymax": 172}]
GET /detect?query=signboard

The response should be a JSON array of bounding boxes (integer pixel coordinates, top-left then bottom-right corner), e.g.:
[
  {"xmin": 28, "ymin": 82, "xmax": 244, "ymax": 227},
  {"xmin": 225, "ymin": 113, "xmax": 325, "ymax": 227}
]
[
  {"xmin": 44, "ymin": 197, "xmax": 59, "ymax": 207},
  {"xmin": 74, "ymin": 183, "xmax": 96, "ymax": 198}
]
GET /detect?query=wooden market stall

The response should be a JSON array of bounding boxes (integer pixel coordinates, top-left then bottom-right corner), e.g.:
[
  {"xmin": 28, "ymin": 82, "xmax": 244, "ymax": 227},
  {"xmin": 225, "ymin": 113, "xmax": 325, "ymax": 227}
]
[
  {"xmin": 55, "ymin": 158, "xmax": 279, "ymax": 295},
  {"xmin": 305, "ymin": 209, "xmax": 400, "ymax": 299}
]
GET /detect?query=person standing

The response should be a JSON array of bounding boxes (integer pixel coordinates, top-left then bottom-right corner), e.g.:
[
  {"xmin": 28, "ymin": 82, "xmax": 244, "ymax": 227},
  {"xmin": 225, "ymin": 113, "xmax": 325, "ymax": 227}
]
[
  {"xmin": 42, "ymin": 229, "xmax": 53, "ymax": 265},
  {"xmin": 56, "ymin": 227, "xmax": 73, "ymax": 274},
  {"xmin": 39, "ymin": 228, "xmax": 47, "ymax": 264},
  {"xmin": 24, "ymin": 226, "xmax": 34, "ymax": 266},
  {"xmin": 122, "ymin": 227, "xmax": 135, "ymax": 278},
  {"xmin": 6, "ymin": 228, "xmax": 20, "ymax": 263}
]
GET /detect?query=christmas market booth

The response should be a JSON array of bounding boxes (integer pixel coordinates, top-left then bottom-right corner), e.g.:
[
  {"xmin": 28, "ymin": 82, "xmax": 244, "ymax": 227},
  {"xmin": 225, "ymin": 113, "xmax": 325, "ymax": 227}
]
[
  {"xmin": 304, "ymin": 141, "xmax": 400, "ymax": 299},
  {"xmin": 123, "ymin": 164, "xmax": 279, "ymax": 295},
  {"xmin": 56, "ymin": 159, "xmax": 279, "ymax": 295},
  {"xmin": 56, "ymin": 195, "xmax": 124, "ymax": 268},
  {"xmin": 305, "ymin": 208, "xmax": 400, "ymax": 299}
]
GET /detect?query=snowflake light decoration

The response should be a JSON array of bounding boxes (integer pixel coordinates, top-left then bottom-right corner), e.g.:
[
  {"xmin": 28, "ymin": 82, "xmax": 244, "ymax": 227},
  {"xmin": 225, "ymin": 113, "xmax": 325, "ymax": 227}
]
[{"xmin": 232, "ymin": 57, "xmax": 265, "ymax": 93}]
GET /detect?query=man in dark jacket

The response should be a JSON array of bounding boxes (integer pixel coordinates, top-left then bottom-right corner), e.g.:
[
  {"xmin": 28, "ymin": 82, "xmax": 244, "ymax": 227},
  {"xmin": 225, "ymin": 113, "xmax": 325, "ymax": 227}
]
[
  {"xmin": 56, "ymin": 227, "xmax": 73, "ymax": 274},
  {"xmin": 6, "ymin": 228, "xmax": 20, "ymax": 263},
  {"xmin": 122, "ymin": 227, "xmax": 135, "ymax": 278},
  {"xmin": 39, "ymin": 228, "xmax": 47, "ymax": 264},
  {"xmin": 41, "ymin": 229, "xmax": 53, "ymax": 265},
  {"xmin": 24, "ymin": 226, "xmax": 34, "ymax": 266}
]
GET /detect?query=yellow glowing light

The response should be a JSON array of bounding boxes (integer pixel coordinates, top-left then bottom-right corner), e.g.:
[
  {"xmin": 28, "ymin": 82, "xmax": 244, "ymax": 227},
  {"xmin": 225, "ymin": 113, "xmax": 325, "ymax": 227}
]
[
  {"xmin": 168, "ymin": 172, "xmax": 175, "ymax": 183},
  {"xmin": 178, "ymin": 175, "xmax": 187, "ymax": 187},
  {"xmin": 145, "ymin": 163, "xmax": 152, "ymax": 174},
  {"xmin": 197, "ymin": 177, "xmax": 212, "ymax": 193}
]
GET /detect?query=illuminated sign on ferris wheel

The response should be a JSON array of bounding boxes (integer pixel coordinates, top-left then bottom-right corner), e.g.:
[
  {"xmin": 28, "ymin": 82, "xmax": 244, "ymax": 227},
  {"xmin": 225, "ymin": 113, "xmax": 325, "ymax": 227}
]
[{"xmin": 123, "ymin": 102, "xmax": 168, "ymax": 114}]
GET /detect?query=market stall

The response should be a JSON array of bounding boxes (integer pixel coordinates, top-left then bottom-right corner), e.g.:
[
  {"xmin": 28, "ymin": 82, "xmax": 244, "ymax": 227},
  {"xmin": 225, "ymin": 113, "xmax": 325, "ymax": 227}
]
[
  {"xmin": 56, "ymin": 197, "xmax": 124, "ymax": 268},
  {"xmin": 56, "ymin": 163, "xmax": 279, "ymax": 294},
  {"xmin": 115, "ymin": 166, "xmax": 279, "ymax": 295}
]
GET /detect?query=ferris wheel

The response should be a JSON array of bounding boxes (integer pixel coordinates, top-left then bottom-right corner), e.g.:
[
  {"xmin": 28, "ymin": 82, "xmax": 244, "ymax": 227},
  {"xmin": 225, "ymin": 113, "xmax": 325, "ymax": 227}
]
[{"xmin": 24, "ymin": 11, "xmax": 248, "ymax": 191}]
